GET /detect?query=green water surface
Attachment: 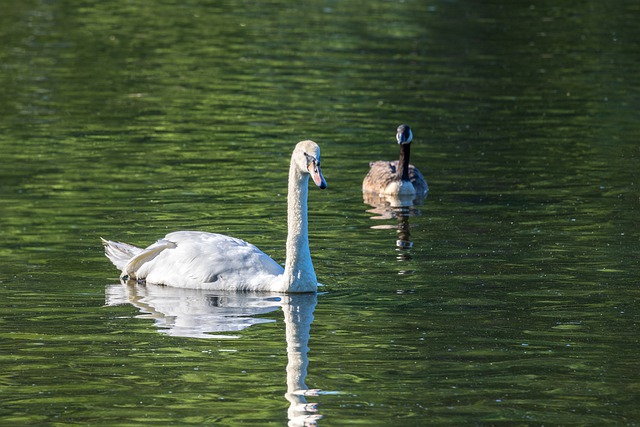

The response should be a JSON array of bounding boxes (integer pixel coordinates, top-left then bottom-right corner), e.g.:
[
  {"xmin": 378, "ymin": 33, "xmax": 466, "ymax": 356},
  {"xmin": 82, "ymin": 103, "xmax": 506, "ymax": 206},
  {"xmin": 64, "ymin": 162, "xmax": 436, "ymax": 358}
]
[{"xmin": 1, "ymin": 1, "xmax": 639, "ymax": 425}]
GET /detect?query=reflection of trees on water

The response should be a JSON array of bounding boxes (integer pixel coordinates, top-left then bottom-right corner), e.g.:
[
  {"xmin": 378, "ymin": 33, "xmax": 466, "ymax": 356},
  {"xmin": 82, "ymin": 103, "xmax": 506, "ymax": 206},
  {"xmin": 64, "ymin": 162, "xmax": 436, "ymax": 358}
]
[
  {"xmin": 106, "ymin": 284, "xmax": 323, "ymax": 426},
  {"xmin": 363, "ymin": 192, "xmax": 425, "ymax": 275}
]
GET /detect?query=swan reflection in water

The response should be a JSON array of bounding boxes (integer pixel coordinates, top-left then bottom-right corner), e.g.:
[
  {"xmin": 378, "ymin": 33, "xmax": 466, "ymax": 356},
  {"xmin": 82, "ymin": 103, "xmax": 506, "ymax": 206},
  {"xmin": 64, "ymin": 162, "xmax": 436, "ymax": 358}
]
[
  {"xmin": 106, "ymin": 283, "xmax": 323, "ymax": 426},
  {"xmin": 363, "ymin": 192, "xmax": 425, "ymax": 274}
]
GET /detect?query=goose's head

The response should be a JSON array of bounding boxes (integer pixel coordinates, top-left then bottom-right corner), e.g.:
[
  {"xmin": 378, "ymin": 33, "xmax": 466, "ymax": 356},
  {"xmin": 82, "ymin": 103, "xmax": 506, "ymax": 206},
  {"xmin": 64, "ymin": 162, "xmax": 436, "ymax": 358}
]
[
  {"xmin": 295, "ymin": 140, "xmax": 327, "ymax": 189},
  {"xmin": 396, "ymin": 124, "xmax": 413, "ymax": 145}
]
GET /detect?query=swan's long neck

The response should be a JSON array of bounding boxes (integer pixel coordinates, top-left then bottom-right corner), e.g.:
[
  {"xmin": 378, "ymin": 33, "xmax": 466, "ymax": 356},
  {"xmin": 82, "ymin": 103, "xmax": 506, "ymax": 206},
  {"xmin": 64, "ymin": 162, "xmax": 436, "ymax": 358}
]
[
  {"xmin": 281, "ymin": 159, "xmax": 317, "ymax": 293},
  {"xmin": 398, "ymin": 143, "xmax": 411, "ymax": 182}
]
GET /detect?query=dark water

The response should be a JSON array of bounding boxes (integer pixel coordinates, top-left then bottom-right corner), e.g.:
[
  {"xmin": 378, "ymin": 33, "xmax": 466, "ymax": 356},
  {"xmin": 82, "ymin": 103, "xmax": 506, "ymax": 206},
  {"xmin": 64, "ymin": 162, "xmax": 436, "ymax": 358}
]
[{"xmin": 1, "ymin": 1, "xmax": 639, "ymax": 425}]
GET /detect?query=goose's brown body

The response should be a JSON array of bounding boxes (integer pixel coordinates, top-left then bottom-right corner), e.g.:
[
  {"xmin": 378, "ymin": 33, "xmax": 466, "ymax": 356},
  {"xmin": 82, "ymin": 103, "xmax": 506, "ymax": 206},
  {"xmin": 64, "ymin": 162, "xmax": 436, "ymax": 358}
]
[
  {"xmin": 363, "ymin": 160, "xmax": 428, "ymax": 196},
  {"xmin": 362, "ymin": 124, "xmax": 428, "ymax": 197}
]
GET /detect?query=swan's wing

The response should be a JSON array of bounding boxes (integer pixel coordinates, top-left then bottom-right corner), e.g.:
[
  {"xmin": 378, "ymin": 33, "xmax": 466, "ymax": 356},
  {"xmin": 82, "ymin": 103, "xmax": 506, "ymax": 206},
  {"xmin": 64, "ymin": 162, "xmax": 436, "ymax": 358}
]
[
  {"xmin": 362, "ymin": 160, "xmax": 399, "ymax": 193},
  {"xmin": 130, "ymin": 231, "xmax": 284, "ymax": 289},
  {"xmin": 123, "ymin": 239, "xmax": 177, "ymax": 278}
]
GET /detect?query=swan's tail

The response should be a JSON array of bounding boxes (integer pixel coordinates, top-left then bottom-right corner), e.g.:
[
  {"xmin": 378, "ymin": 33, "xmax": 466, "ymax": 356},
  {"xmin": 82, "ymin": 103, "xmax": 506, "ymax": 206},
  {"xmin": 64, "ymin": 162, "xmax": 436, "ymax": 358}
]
[{"xmin": 101, "ymin": 238, "xmax": 144, "ymax": 270}]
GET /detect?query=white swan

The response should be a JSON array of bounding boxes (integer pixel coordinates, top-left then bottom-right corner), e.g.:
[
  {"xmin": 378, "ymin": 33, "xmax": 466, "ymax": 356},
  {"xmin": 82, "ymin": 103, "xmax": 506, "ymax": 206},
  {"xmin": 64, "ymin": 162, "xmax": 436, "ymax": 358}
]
[
  {"xmin": 362, "ymin": 124, "xmax": 428, "ymax": 197},
  {"xmin": 102, "ymin": 140, "xmax": 327, "ymax": 293}
]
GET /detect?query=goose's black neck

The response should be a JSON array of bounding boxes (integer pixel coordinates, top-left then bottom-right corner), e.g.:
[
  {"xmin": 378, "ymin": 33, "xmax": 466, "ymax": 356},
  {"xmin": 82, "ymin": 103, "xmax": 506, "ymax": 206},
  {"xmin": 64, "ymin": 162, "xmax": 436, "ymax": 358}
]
[{"xmin": 398, "ymin": 142, "xmax": 411, "ymax": 182}]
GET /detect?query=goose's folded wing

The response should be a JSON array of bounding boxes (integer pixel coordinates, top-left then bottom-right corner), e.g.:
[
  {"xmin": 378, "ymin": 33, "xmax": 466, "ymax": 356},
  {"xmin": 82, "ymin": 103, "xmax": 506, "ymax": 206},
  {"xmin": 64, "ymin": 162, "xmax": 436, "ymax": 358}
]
[{"xmin": 363, "ymin": 160, "xmax": 399, "ymax": 193}]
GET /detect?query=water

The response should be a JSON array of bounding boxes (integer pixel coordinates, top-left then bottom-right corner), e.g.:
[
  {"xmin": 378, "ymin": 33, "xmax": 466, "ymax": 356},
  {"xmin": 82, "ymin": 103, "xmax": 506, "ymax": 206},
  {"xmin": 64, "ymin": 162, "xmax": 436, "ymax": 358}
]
[{"xmin": 1, "ymin": 0, "xmax": 639, "ymax": 425}]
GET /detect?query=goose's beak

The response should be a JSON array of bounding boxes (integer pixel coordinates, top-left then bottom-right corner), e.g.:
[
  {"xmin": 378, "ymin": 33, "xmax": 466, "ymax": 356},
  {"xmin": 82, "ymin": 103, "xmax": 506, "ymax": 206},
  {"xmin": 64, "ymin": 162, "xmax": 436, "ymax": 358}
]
[
  {"xmin": 309, "ymin": 162, "xmax": 327, "ymax": 189},
  {"xmin": 397, "ymin": 132, "xmax": 410, "ymax": 145},
  {"xmin": 397, "ymin": 125, "xmax": 413, "ymax": 145}
]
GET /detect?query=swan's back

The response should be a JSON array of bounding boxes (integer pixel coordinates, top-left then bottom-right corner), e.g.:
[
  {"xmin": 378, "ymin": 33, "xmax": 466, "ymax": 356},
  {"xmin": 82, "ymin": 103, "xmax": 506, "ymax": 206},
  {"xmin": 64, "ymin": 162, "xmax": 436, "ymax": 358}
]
[{"xmin": 118, "ymin": 231, "xmax": 285, "ymax": 290}]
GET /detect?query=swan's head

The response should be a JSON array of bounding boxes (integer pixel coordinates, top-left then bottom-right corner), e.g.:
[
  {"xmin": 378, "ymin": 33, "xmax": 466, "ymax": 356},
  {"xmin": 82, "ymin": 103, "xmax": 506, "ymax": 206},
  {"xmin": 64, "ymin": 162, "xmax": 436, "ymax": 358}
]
[
  {"xmin": 294, "ymin": 140, "xmax": 327, "ymax": 189},
  {"xmin": 396, "ymin": 124, "xmax": 413, "ymax": 145}
]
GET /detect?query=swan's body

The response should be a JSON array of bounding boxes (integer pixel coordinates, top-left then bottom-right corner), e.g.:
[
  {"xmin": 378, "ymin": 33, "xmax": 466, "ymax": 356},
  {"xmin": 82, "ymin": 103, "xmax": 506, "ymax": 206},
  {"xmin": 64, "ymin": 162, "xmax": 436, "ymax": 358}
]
[
  {"xmin": 362, "ymin": 124, "xmax": 428, "ymax": 197},
  {"xmin": 102, "ymin": 140, "xmax": 327, "ymax": 293}
]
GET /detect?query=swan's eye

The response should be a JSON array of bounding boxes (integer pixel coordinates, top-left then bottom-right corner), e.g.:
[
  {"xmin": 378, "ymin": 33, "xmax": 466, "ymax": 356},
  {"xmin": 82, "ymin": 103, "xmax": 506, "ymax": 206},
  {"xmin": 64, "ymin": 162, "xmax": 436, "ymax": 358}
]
[{"xmin": 304, "ymin": 152, "xmax": 317, "ymax": 168}]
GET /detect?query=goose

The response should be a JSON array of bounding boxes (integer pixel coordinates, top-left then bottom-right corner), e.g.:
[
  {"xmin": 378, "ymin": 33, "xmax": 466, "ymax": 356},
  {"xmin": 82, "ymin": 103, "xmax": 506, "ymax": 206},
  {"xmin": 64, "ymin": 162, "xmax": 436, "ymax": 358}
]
[
  {"xmin": 102, "ymin": 140, "xmax": 327, "ymax": 293},
  {"xmin": 362, "ymin": 124, "xmax": 428, "ymax": 198}
]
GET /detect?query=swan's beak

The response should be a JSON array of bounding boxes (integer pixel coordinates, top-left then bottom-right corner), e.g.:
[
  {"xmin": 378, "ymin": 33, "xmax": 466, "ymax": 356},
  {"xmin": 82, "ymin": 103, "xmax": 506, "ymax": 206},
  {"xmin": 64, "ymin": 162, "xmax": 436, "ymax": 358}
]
[{"xmin": 309, "ymin": 162, "xmax": 327, "ymax": 189}]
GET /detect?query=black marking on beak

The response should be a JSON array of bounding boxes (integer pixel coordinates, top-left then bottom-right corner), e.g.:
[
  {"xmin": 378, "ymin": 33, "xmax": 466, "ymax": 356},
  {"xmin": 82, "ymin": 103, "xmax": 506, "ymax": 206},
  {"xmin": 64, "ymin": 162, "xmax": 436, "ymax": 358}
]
[
  {"xmin": 304, "ymin": 152, "xmax": 318, "ymax": 168},
  {"xmin": 304, "ymin": 152, "xmax": 326, "ymax": 189}
]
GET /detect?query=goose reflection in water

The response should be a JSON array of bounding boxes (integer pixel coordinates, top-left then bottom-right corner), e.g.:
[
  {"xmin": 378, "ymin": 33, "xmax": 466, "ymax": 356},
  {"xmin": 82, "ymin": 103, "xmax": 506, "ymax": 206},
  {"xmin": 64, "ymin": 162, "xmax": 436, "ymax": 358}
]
[
  {"xmin": 106, "ymin": 284, "xmax": 323, "ymax": 426},
  {"xmin": 363, "ymin": 192, "xmax": 425, "ymax": 275},
  {"xmin": 362, "ymin": 123, "xmax": 428, "ymax": 274}
]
